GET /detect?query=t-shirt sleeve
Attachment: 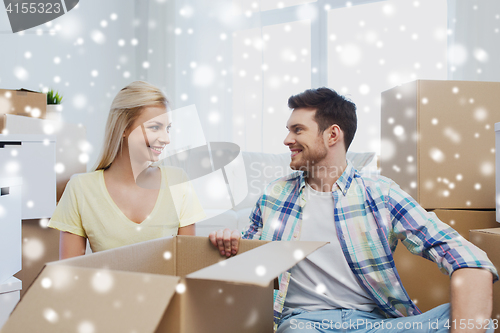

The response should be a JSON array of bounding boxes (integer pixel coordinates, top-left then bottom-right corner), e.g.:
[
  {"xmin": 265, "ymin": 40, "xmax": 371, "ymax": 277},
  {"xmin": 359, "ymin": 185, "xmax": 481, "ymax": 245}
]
[
  {"xmin": 48, "ymin": 177, "xmax": 87, "ymax": 238},
  {"xmin": 169, "ymin": 169, "xmax": 206, "ymax": 228}
]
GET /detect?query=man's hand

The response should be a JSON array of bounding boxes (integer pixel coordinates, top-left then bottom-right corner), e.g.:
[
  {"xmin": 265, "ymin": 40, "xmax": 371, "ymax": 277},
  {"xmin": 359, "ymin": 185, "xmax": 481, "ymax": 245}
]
[
  {"xmin": 209, "ymin": 228, "xmax": 241, "ymax": 257},
  {"xmin": 450, "ymin": 268, "xmax": 494, "ymax": 333}
]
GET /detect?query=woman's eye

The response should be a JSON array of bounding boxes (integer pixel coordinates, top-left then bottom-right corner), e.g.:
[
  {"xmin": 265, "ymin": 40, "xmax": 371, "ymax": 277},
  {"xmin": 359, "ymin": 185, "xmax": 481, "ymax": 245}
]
[
  {"xmin": 149, "ymin": 126, "xmax": 160, "ymax": 131},
  {"xmin": 166, "ymin": 126, "xmax": 171, "ymax": 133}
]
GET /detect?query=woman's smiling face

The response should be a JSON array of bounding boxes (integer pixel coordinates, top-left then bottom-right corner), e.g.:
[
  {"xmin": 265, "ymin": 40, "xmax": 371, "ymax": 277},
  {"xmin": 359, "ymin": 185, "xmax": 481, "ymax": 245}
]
[{"xmin": 126, "ymin": 105, "xmax": 171, "ymax": 164}]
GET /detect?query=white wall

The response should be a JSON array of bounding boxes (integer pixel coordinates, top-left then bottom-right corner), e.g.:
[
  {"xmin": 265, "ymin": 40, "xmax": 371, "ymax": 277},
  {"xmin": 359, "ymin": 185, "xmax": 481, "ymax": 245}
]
[
  {"xmin": 448, "ymin": 0, "xmax": 500, "ymax": 82},
  {"xmin": 1, "ymin": 0, "xmax": 498, "ymax": 168},
  {"xmin": 0, "ymin": 0, "xmax": 137, "ymax": 170}
]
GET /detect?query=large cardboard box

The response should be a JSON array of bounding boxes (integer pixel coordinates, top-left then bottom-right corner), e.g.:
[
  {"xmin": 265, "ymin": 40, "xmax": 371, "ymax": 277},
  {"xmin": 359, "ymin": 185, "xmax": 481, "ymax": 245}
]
[
  {"xmin": 393, "ymin": 210, "xmax": 498, "ymax": 314},
  {"xmin": 14, "ymin": 219, "xmax": 60, "ymax": 298},
  {"xmin": 0, "ymin": 89, "xmax": 46, "ymax": 132},
  {"xmin": 2, "ymin": 236, "xmax": 326, "ymax": 333},
  {"xmin": 381, "ymin": 80, "xmax": 500, "ymax": 209},
  {"xmin": 470, "ymin": 228, "xmax": 500, "ymax": 323}
]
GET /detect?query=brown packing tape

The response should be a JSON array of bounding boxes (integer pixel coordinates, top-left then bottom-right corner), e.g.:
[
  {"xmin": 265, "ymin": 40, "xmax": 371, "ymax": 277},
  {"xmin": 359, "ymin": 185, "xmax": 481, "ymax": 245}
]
[{"xmin": 393, "ymin": 210, "xmax": 498, "ymax": 314}]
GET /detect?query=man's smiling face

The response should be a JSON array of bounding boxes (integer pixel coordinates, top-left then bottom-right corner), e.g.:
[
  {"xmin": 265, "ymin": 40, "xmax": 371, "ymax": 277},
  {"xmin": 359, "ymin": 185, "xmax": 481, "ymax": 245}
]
[{"xmin": 284, "ymin": 108, "xmax": 328, "ymax": 171}]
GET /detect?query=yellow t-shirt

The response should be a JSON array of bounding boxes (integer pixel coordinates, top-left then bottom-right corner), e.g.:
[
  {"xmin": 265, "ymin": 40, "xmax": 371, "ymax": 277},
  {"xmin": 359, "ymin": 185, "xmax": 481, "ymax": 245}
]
[{"xmin": 48, "ymin": 166, "xmax": 206, "ymax": 252}]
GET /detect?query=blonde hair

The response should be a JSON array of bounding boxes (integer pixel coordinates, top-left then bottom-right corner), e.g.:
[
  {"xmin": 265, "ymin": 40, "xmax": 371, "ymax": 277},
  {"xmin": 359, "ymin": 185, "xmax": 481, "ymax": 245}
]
[{"xmin": 92, "ymin": 81, "xmax": 169, "ymax": 171}]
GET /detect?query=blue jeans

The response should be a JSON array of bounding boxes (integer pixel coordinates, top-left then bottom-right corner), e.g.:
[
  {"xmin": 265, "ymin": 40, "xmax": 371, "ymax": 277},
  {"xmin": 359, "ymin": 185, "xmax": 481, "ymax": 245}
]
[{"xmin": 277, "ymin": 304, "xmax": 496, "ymax": 333}]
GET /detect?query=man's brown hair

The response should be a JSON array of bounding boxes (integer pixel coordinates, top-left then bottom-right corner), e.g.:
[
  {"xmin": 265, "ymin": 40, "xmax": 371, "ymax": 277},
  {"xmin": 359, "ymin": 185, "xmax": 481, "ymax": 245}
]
[{"xmin": 288, "ymin": 87, "xmax": 357, "ymax": 151}]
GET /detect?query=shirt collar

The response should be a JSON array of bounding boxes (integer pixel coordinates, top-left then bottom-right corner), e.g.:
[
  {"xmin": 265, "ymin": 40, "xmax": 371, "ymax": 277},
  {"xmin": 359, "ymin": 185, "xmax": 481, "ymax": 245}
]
[
  {"xmin": 296, "ymin": 160, "xmax": 357, "ymax": 196},
  {"xmin": 335, "ymin": 161, "xmax": 357, "ymax": 196}
]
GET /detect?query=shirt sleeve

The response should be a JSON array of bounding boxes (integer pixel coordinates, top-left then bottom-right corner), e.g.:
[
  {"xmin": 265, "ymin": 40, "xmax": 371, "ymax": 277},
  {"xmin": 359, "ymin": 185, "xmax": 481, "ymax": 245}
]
[
  {"xmin": 241, "ymin": 195, "xmax": 264, "ymax": 240},
  {"xmin": 176, "ymin": 170, "xmax": 206, "ymax": 228},
  {"xmin": 48, "ymin": 177, "xmax": 87, "ymax": 238},
  {"xmin": 386, "ymin": 180, "xmax": 498, "ymax": 281}
]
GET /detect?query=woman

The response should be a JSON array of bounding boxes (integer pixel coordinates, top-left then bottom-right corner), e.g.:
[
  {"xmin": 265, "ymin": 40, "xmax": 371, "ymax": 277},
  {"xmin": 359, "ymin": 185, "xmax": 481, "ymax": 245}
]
[{"xmin": 48, "ymin": 81, "xmax": 205, "ymax": 259}]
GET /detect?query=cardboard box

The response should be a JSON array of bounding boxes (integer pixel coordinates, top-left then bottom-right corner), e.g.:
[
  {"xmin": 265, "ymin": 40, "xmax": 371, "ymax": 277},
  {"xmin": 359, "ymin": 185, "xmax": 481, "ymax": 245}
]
[
  {"xmin": 14, "ymin": 219, "xmax": 60, "ymax": 298},
  {"xmin": 470, "ymin": 228, "xmax": 500, "ymax": 322},
  {"xmin": 496, "ymin": 122, "xmax": 500, "ymax": 222},
  {"xmin": 0, "ymin": 177, "xmax": 22, "ymax": 284},
  {"xmin": 2, "ymin": 236, "xmax": 326, "ymax": 333},
  {"xmin": 381, "ymin": 80, "xmax": 500, "ymax": 209},
  {"xmin": 0, "ymin": 277, "xmax": 21, "ymax": 330},
  {"xmin": 393, "ymin": 210, "xmax": 498, "ymax": 313},
  {"xmin": 0, "ymin": 89, "xmax": 46, "ymax": 132},
  {"xmin": 3, "ymin": 114, "xmax": 87, "ymax": 201}
]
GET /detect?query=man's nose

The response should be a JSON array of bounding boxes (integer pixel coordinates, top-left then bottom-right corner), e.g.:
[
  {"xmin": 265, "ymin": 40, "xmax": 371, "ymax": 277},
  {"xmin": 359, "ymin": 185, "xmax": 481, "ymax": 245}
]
[{"xmin": 283, "ymin": 132, "xmax": 295, "ymax": 146}]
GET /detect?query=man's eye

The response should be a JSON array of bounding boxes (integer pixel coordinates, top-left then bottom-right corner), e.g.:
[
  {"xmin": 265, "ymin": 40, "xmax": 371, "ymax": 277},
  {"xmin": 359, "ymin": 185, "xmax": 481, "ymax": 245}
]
[{"xmin": 295, "ymin": 128, "xmax": 302, "ymax": 133}]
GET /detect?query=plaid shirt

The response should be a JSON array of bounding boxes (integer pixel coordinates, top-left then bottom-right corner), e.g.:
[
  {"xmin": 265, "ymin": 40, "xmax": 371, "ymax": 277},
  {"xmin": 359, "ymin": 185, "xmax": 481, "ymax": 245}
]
[{"xmin": 242, "ymin": 161, "xmax": 498, "ymax": 331}]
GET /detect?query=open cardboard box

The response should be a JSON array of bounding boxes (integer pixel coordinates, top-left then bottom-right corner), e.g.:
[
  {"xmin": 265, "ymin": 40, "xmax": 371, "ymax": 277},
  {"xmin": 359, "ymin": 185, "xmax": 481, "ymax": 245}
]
[{"xmin": 1, "ymin": 236, "xmax": 326, "ymax": 333}]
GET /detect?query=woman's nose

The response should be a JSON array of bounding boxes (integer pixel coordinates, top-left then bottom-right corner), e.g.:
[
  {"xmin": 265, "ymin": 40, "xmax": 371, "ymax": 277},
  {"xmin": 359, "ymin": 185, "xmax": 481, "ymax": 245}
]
[{"xmin": 158, "ymin": 131, "xmax": 170, "ymax": 145}]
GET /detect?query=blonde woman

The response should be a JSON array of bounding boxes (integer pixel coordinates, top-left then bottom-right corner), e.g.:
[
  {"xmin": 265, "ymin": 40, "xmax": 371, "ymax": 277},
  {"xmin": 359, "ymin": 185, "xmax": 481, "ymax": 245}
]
[{"xmin": 48, "ymin": 81, "xmax": 205, "ymax": 259}]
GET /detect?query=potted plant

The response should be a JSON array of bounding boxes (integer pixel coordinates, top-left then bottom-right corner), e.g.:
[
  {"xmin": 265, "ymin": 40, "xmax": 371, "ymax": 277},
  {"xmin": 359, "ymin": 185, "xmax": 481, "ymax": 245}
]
[{"xmin": 45, "ymin": 89, "xmax": 63, "ymax": 121}]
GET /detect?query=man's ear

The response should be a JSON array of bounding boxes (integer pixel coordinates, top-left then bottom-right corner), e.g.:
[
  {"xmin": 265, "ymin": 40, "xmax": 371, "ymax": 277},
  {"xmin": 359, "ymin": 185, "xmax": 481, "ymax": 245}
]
[{"xmin": 326, "ymin": 124, "xmax": 343, "ymax": 147}]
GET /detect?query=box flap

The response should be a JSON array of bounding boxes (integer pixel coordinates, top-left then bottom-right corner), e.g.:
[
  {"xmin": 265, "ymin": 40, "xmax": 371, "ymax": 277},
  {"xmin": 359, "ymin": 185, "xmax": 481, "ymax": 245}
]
[
  {"xmin": 52, "ymin": 236, "xmax": 176, "ymax": 276},
  {"xmin": 18, "ymin": 88, "xmax": 41, "ymax": 93},
  {"xmin": 174, "ymin": 236, "xmax": 269, "ymax": 277},
  {"xmin": 187, "ymin": 241, "xmax": 327, "ymax": 287},
  {"xmin": 2, "ymin": 265, "xmax": 180, "ymax": 333},
  {"xmin": 0, "ymin": 277, "xmax": 21, "ymax": 294}
]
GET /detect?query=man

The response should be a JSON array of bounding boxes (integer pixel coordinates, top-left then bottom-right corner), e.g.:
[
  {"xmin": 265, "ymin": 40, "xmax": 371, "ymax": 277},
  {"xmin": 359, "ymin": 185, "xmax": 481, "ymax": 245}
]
[{"xmin": 209, "ymin": 87, "xmax": 497, "ymax": 333}]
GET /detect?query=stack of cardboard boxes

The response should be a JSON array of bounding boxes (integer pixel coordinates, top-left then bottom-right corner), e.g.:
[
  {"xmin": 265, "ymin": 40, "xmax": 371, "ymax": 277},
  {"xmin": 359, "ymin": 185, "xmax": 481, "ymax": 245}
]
[
  {"xmin": 381, "ymin": 80, "xmax": 500, "ymax": 319},
  {"xmin": 0, "ymin": 88, "xmax": 87, "ymax": 329}
]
